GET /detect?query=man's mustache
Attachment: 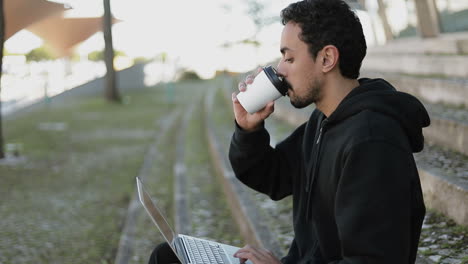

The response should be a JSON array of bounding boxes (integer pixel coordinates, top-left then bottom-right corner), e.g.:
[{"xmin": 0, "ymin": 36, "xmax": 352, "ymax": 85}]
[{"xmin": 283, "ymin": 78, "xmax": 292, "ymax": 90}]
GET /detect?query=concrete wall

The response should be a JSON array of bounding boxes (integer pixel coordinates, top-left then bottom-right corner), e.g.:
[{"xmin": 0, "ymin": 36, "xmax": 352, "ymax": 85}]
[
  {"xmin": 55, "ymin": 63, "xmax": 146, "ymax": 100},
  {"xmin": 7, "ymin": 63, "xmax": 147, "ymax": 119}
]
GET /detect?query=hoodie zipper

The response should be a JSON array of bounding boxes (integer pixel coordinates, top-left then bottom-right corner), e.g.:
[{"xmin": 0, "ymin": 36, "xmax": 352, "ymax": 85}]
[
  {"xmin": 316, "ymin": 127, "xmax": 323, "ymax": 144},
  {"xmin": 305, "ymin": 118, "xmax": 328, "ymax": 219},
  {"xmin": 305, "ymin": 118, "xmax": 327, "ymax": 192}
]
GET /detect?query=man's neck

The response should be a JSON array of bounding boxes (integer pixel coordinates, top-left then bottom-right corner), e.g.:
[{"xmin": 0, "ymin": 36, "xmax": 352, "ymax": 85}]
[{"xmin": 316, "ymin": 76, "xmax": 360, "ymax": 117}]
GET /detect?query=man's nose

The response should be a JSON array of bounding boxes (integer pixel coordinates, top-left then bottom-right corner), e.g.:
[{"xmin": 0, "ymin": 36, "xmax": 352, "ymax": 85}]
[{"xmin": 276, "ymin": 60, "xmax": 286, "ymax": 78}]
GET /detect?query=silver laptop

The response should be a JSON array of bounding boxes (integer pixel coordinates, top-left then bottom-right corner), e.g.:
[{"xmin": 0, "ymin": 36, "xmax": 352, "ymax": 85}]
[{"xmin": 136, "ymin": 177, "xmax": 252, "ymax": 264}]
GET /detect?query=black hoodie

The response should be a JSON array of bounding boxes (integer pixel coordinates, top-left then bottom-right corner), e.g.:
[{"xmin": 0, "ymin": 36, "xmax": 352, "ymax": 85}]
[{"xmin": 229, "ymin": 78, "xmax": 430, "ymax": 264}]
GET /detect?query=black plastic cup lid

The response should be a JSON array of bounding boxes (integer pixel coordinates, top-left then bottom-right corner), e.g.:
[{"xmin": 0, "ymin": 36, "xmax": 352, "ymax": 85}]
[{"xmin": 263, "ymin": 66, "xmax": 287, "ymax": 96}]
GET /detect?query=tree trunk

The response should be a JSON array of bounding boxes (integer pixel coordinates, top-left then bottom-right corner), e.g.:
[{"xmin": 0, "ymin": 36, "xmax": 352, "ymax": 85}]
[
  {"xmin": 414, "ymin": 0, "xmax": 440, "ymax": 38},
  {"xmin": 103, "ymin": 0, "xmax": 120, "ymax": 102},
  {"xmin": 376, "ymin": 0, "xmax": 394, "ymax": 42},
  {"xmin": 0, "ymin": 0, "xmax": 5, "ymax": 159}
]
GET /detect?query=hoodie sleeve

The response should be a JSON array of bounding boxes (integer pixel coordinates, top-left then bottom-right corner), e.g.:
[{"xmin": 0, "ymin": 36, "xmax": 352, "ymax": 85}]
[
  {"xmin": 228, "ymin": 121, "xmax": 305, "ymax": 201},
  {"xmin": 280, "ymin": 238, "xmax": 299, "ymax": 264},
  {"xmin": 333, "ymin": 140, "xmax": 415, "ymax": 264}
]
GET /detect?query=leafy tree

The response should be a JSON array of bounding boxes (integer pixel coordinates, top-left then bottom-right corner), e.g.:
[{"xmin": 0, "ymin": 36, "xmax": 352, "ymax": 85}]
[
  {"xmin": 3, "ymin": 48, "xmax": 16, "ymax": 56},
  {"xmin": 25, "ymin": 46, "xmax": 55, "ymax": 62},
  {"xmin": 246, "ymin": 0, "xmax": 277, "ymax": 36},
  {"xmin": 221, "ymin": 0, "xmax": 276, "ymax": 49},
  {"xmin": 88, "ymin": 50, "xmax": 105, "ymax": 61},
  {"xmin": 88, "ymin": 50, "xmax": 125, "ymax": 62},
  {"xmin": 69, "ymin": 51, "xmax": 80, "ymax": 62},
  {"xmin": 133, "ymin": 56, "xmax": 151, "ymax": 64},
  {"xmin": 177, "ymin": 69, "xmax": 201, "ymax": 81}
]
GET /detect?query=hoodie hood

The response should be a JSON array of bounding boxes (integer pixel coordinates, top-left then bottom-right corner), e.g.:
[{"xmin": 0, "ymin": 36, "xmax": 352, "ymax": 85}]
[{"xmin": 327, "ymin": 78, "xmax": 430, "ymax": 152}]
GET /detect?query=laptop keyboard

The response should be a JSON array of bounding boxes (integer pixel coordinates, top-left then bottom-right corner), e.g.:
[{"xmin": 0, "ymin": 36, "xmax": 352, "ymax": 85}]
[{"xmin": 185, "ymin": 237, "xmax": 226, "ymax": 264}]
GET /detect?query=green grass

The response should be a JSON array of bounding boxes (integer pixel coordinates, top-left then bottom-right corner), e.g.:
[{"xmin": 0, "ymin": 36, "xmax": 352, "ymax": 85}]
[
  {"xmin": 0, "ymin": 85, "xmax": 176, "ymax": 263},
  {"xmin": 418, "ymin": 209, "xmax": 468, "ymax": 260},
  {"xmin": 461, "ymin": 256, "xmax": 468, "ymax": 264},
  {"xmin": 129, "ymin": 108, "xmax": 180, "ymax": 264},
  {"xmin": 184, "ymin": 95, "xmax": 243, "ymax": 246}
]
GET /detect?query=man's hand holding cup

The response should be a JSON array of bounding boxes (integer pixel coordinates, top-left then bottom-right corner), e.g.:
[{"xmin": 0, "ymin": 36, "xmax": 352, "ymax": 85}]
[{"xmin": 232, "ymin": 66, "xmax": 287, "ymax": 132}]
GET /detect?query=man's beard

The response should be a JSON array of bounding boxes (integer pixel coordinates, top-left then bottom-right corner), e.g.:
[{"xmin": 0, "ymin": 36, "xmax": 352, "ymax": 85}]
[{"xmin": 289, "ymin": 78, "xmax": 322, "ymax": 109}]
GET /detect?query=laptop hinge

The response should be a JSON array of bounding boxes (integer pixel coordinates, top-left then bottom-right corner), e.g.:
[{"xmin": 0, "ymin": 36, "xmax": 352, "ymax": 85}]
[{"xmin": 173, "ymin": 237, "xmax": 190, "ymax": 264}]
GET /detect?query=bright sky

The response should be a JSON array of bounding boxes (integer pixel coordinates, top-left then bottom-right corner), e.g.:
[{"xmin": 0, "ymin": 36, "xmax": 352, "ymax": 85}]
[{"xmin": 5, "ymin": 0, "xmax": 404, "ymax": 78}]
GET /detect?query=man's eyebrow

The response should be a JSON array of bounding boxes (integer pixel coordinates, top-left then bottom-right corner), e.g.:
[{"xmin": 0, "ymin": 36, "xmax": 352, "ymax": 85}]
[{"xmin": 280, "ymin": 47, "xmax": 292, "ymax": 54}]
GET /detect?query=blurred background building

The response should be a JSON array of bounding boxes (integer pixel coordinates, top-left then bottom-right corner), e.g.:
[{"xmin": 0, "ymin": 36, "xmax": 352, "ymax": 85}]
[{"xmin": 2, "ymin": 0, "xmax": 468, "ymax": 115}]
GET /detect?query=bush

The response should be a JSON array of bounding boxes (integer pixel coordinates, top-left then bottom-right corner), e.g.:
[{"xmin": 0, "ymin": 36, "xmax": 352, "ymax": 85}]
[
  {"xmin": 177, "ymin": 70, "xmax": 201, "ymax": 81},
  {"xmin": 88, "ymin": 50, "xmax": 104, "ymax": 61},
  {"xmin": 88, "ymin": 50, "xmax": 126, "ymax": 62},
  {"xmin": 25, "ymin": 46, "xmax": 55, "ymax": 62},
  {"xmin": 133, "ymin": 57, "xmax": 151, "ymax": 64}
]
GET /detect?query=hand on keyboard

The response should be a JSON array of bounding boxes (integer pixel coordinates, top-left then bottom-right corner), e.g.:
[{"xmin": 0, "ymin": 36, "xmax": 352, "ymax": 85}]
[{"xmin": 233, "ymin": 244, "xmax": 281, "ymax": 264}]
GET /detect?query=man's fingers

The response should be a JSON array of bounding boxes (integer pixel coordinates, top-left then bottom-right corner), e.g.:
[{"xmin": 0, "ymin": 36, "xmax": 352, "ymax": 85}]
[
  {"xmin": 245, "ymin": 75, "xmax": 254, "ymax": 85},
  {"xmin": 235, "ymin": 251, "xmax": 260, "ymax": 263},
  {"xmin": 234, "ymin": 245, "xmax": 255, "ymax": 256},
  {"xmin": 256, "ymin": 101, "xmax": 275, "ymax": 120},
  {"xmin": 234, "ymin": 244, "xmax": 282, "ymax": 264},
  {"xmin": 234, "ymin": 245, "xmax": 264, "ymax": 262},
  {"xmin": 244, "ymin": 67, "xmax": 263, "ymax": 86},
  {"xmin": 232, "ymin": 93, "xmax": 246, "ymax": 112},
  {"xmin": 264, "ymin": 101, "xmax": 275, "ymax": 112},
  {"xmin": 234, "ymin": 245, "xmax": 252, "ymax": 254},
  {"xmin": 238, "ymin": 82, "xmax": 247, "ymax": 92},
  {"xmin": 232, "ymin": 92, "xmax": 239, "ymax": 103}
]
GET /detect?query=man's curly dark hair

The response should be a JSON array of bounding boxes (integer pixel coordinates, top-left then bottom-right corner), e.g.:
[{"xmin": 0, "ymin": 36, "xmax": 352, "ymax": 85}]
[{"xmin": 281, "ymin": 0, "xmax": 367, "ymax": 79}]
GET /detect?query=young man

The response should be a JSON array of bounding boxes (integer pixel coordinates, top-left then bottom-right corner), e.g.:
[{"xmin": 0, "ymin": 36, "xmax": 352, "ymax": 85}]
[{"xmin": 230, "ymin": 0, "xmax": 430, "ymax": 263}]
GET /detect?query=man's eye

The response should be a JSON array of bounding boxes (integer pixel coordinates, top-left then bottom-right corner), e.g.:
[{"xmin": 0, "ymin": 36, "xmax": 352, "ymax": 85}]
[{"xmin": 285, "ymin": 58, "xmax": 293, "ymax": 63}]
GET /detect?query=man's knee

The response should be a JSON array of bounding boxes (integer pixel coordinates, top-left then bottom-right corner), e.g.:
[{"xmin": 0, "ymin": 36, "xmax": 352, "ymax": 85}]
[{"xmin": 148, "ymin": 242, "xmax": 180, "ymax": 264}]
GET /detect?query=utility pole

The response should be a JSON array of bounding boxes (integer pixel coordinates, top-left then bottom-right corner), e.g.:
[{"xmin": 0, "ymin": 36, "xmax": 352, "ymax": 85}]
[
  {"xmin": 103, "ymin": 0, "xmax": 121, "ymax": 102},
  {"xmin": 0, "ymin": 0, "xmax": 5, "ymax": 159}
]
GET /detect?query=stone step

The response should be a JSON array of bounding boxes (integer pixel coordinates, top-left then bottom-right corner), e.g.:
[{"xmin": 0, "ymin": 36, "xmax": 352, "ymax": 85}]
[
  {"xmin": 415, "ymin": 143, "xmax": 468, "ymax": 226},
  {"xmin": 264, "ymin": 120, "xmax": 468, "ymax": 263},
  {"xmin": 422, "ymin": 102, "xmax": 468, "ymax": 156},
  {"xmin": 367, "ymin": 32, "xmax": 468, "ymax": 55},
  {"xmin": 275, "ymin": 94, "xmax": 468, "ymax": 157},
  {"xmin": 363, "ymin": 71, "xmax": 468, "ymax": 108},
  {"xmin": 361, "ymin": 53, "xmax": 468, "ymax": 79},
  {"xmin": 269, "ymin": 107, "xmax": 468, "ymax": 263},
  {"xmin": 273, "ymin": 101, "xmax": 468, "ymax": 227}
]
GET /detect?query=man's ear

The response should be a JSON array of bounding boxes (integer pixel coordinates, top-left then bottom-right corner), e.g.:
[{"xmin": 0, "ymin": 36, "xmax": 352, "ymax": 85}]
[{"xmin": 320, "ymin": 45, "xmax": 339, "ymax": 73}]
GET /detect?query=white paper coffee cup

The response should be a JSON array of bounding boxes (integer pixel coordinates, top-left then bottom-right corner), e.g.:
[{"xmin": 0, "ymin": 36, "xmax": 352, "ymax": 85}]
[{"xmin": 237, "ymin": 66, "xmax": 287, "ymax": 114}]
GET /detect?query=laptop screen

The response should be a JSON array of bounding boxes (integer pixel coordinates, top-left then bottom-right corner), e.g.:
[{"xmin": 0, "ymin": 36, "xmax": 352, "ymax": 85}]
[{"xmin": 136, "ymin": 177, "xmax": 179, "ymax": 251}]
